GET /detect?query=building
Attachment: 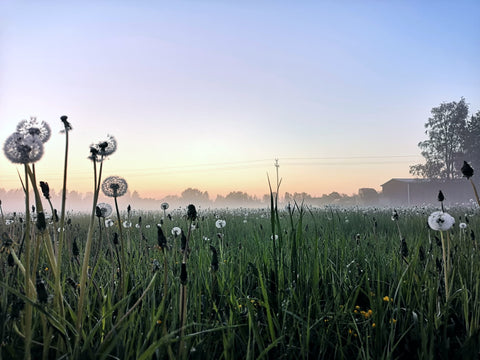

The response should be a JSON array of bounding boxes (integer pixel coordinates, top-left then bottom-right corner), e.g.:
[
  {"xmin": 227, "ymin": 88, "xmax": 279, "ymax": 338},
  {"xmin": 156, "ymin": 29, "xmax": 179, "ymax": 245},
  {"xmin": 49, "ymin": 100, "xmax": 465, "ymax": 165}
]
[{"xmin": 381, "ymin": 178, "xmax": 474, "ymax": 206}]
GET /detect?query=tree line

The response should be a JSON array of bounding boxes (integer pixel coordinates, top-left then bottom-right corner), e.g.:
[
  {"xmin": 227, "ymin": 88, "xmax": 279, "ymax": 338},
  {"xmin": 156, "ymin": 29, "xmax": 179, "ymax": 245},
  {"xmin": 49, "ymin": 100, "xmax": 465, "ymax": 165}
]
[{"xmin": 0, "ymin": 186, "xmax": 375, "ymax": 213}]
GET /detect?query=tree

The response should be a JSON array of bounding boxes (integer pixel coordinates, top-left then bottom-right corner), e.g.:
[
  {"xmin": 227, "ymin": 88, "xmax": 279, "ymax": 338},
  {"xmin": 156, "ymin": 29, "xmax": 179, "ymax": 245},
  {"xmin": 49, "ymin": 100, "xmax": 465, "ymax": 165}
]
[
  {"xmin": 410, "ymin": 98, "xmax": 469, "ymax": 179},
  {"xmin": 358, "ymin": 188, "xmax": 379, "ymax": 204},
  {"xmin": 464, "ymin": 110, "xmax": 480, "ymax": 170},
  {"xmin": 180, "ymin": 188, "xmax": 210, "ymax": 203}
]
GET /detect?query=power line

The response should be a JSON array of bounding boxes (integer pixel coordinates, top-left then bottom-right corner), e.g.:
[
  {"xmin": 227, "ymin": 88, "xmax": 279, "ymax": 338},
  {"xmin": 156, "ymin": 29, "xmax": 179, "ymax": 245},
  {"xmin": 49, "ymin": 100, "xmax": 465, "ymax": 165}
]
[{"xmin": 0, "ymin": 155, "xmax": 422, "ymax": 179}]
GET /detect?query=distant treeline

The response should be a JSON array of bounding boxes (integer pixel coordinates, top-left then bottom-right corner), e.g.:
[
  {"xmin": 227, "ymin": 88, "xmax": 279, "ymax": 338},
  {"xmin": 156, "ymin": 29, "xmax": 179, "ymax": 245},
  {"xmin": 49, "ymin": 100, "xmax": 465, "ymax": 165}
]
[{"xmin": 0, "ymin": 187, "xmax": 379, "ymax": 213}]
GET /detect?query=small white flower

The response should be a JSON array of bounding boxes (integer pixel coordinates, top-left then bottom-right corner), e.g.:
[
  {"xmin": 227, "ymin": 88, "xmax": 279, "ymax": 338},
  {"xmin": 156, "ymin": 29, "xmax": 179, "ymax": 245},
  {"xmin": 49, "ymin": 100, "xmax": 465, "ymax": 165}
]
[
  {"xmin": 57, "ymin": 227, "xmax": 65, "ymax": 233},
  {"xmin": 428, "ymin": 211, "xmax": 455, "ymax": 231},
  {"xmin": 135, "ymin": 223, "xmax": 140, "ymax": 228},
  {"xmin": 171, "ymin": 227, "xmax": 181, "ymax": 236},
  {"xmin": 105, "ymin": 219, "xmax": 114, "ymax": 227},
  {"xmin": 271, "ymin": 234, "xmax": 278, "ymax": 240},
  {"xmin": 5, "ymin": 219, "xmax": 14, "ymax": 225},
  {"xmin": 123, "ymin": 221, "xmax": 132, "ymax": 228},
  {"xmin": 215, "ymin": 219, "xmax": 226, "ymax": 229},
  {"xmin": 243, "ymin": 219, "xmax": 247, "ymax": 223},
  {"xmin": 459, "ymin": 222, "xmax": 467, "ymax": 229},
  {"xmin": 145, "ymin": 224, "xmax": 151, "ymax": 229}
]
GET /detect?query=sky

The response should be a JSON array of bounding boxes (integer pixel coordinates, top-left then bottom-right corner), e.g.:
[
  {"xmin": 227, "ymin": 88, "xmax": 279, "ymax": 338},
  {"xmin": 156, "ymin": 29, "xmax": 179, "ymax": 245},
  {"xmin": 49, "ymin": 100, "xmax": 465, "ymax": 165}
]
[{"xmin": 1, "ymin": 0, "xmax": 479, "ymax": 201}]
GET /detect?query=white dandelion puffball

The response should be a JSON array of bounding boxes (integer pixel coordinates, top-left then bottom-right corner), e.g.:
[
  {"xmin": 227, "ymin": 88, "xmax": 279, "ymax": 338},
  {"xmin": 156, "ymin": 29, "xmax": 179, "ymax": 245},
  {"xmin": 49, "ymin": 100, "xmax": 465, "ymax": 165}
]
[
  {"xmin": 123, "ymin": 221, "xmax": 132, "ymax": 228},
  {"xmin": 459, "ymin": 222, "xmax": 467, "ymax": 229},
  {"xmin": 215, "ymin": 219, "xmax": 226, "ymax": 229},
  {"xmin": 17, "ymin": 117, "xmax": 51, "ymax": 143},
  {"xmin": 171, "ymin": 227, "xmax": 181, "ymax": 236},
  {"xmin": 105, "ymin": 219, "xmax": 114, "ymax": 228},
  {"xmin": 428, "ymin": 211, "xmax": 455, "ymax": 231},
  {"xmin": 96, "ymin": 203, "xmax": 113, "ymax": 218}
]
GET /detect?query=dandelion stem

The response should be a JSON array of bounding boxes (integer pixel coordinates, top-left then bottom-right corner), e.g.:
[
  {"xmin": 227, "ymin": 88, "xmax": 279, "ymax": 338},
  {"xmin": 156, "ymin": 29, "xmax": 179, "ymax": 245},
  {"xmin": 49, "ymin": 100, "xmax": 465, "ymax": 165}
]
[
  {"xmin": 56, "ymin": 120, "xmax": 70, "ymax": 308},
  {"xmin": 440, "ymin": 230, "xmax": 449, "ymax": 302},
  {"xmin": 114, "ymin": 195, "xmax": 127, "ymax": 298},
  {"xmin": 23, "ymin": 164, "xmax": 33, "ymax": 360}
]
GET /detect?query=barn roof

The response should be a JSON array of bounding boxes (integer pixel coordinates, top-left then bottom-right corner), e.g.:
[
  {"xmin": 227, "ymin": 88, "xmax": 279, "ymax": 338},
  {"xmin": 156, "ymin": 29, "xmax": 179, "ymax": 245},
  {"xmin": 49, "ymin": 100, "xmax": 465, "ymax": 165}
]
[{"xmin": 380, "ymin": 178, "xmax": 428, "ymax": 187}]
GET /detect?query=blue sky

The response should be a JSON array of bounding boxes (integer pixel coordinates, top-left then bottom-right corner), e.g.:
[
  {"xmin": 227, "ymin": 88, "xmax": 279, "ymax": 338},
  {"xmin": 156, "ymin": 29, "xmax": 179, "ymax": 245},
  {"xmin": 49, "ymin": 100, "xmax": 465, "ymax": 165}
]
[{"xmin": 1, "ymin": 0, "xmax": 479, "ymax": 199}]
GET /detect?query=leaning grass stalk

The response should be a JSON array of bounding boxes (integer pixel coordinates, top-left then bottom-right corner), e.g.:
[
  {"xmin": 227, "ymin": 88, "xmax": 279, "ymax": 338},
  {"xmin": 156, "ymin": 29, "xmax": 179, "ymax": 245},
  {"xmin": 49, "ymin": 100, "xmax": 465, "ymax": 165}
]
[
  {"xmin": 162, "ymin": 251, "xmax": 175, "ymax": 360},
  {"xmin": 100, "ymin": 273, "xmax": 157, "ymax": 349},
  {"xmin": 0, "ymin": 199, "xmax": 4, "ymax": 225},
  {"xmin": 74, "ymin": 160, "xmax": 101, "ymax": 354},
  {"xmin": 26, "ymin": 165, "xmax": 65, "ymax": 329},
  {"xmin": 10, "ymin": 248, "xmax": 36, "ymax": 294}
]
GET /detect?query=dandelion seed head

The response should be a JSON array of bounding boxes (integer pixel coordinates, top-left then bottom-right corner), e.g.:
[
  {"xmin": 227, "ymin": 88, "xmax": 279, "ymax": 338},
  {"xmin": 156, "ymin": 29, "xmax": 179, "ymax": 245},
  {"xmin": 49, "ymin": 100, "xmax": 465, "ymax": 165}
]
[
  {"xmin": 428, "ymin": 211, "xmax": 455, "ymax": 231},
  {"xmin": 16, "ymin": 117, "xmax": 51, "ymax": 143},
  {"xmin": 171, "ymin": 227, "xmax": 181, "ymax": 236},
  {"xmin": 105, "ymin": 219, "xmax": 114, "ymax": 227},
  {"xmin": 215, "ymin": 219, "xmax": 226, "ymax": 229},
  {"xmin": 123, "ymin": 221, "xmax": 132, "ymax": 228},
  {"xmin": 101, "ymin": 176, "xmax": 128, "ymax": 197},
  {"xmin": 3, "ymin": 132, "xmax": 44, "ymax": 164},
  {"xmin": 96, "ymin": 203, "xmax": 113, "ymax": 218},
  {"xmin": 459, "ymin": 222, "xmax": 467, "ymax": 229}
]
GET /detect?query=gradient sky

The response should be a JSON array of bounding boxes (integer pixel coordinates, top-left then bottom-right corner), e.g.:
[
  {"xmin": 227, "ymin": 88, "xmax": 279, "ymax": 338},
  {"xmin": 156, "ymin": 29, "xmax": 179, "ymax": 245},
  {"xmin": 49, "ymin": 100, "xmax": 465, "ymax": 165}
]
[{"xmin": 1, "ymin": 0, "xmax": 479, "ymax": 200}]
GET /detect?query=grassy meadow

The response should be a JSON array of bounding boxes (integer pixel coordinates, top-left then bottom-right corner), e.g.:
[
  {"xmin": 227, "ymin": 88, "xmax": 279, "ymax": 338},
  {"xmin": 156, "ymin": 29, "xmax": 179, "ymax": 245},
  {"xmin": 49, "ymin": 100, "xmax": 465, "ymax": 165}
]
[{"xmin": 1, "ymin": 200, "xmax": 480, "ymax": 359}]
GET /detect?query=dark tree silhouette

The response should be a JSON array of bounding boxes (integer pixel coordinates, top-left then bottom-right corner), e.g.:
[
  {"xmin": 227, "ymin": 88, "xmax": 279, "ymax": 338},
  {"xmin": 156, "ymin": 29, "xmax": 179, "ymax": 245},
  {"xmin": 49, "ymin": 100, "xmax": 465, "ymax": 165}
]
[{"xmin": 410, "ymin": 98, "xmax": 471, "ymax": 179}]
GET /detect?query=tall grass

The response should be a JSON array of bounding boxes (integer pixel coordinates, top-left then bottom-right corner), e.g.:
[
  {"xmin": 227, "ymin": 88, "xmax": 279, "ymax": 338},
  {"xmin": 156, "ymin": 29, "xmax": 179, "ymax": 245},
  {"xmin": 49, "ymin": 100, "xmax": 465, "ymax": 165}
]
[{"xmin": 1, "ymin": 199, "xmax": 480, "ymax": 358}]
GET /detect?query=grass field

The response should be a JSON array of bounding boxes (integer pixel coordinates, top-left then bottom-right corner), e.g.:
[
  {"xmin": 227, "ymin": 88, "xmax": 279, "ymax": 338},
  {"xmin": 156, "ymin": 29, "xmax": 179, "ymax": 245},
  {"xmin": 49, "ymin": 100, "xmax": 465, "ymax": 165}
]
[{"xmin": 1, "ymin": 199, "xmax": 479, "ymax": 359}]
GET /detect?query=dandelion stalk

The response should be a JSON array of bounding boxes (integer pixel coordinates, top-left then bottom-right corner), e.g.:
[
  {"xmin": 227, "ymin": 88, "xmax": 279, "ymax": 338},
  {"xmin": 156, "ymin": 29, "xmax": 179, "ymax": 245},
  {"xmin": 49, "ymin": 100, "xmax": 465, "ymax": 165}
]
[
  {"xmin": 55, "ymin": 116, "xmax": 71, "ymax": 318},
  {"xmin": 113, "ymin": 195, "xmax": 127, "ymax": 297},
  {"xmin": 23, "ymin": 164, "xmax": 33, "ymax": 360},
  {"xmin": 440, "ymin": 230, "xmax": 449, "ymax": 302},
  {"xmin": 428, "ymin": 210, "xmax": 454, "ymax": 303},
  {"xmin": 75, "ymin": 136, "xmax": 117, "ymax": 354}
]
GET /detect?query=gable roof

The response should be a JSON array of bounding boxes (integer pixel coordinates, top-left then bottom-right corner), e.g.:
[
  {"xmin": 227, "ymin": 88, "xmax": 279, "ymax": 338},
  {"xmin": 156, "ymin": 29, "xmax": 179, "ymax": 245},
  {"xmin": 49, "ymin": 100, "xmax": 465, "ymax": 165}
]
[{"xmin": 381, "ymin": 178, "xmax": 428, "ymax": 187}]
